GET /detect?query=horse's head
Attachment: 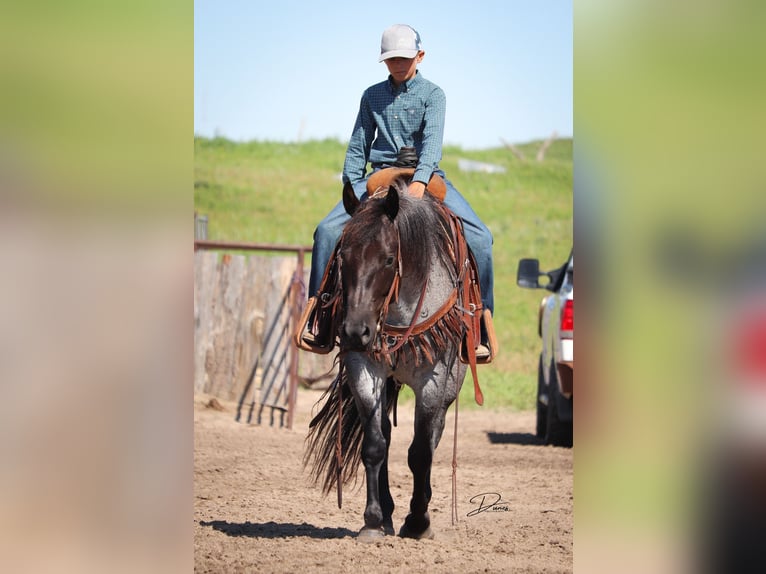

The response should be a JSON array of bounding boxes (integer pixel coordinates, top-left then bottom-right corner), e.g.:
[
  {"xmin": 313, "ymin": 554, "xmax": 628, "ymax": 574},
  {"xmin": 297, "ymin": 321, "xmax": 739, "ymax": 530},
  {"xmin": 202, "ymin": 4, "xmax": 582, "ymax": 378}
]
[{"xmin": 338, "ymin": 181, "xmax": 401, "ymax": 350}]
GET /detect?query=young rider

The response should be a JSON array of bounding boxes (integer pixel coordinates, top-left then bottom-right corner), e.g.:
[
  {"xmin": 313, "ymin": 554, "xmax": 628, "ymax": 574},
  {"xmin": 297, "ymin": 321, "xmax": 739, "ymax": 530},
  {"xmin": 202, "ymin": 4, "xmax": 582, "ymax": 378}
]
[{"xmin": 304, "ymin": 24, "xmax": 494, "ymax": 358}]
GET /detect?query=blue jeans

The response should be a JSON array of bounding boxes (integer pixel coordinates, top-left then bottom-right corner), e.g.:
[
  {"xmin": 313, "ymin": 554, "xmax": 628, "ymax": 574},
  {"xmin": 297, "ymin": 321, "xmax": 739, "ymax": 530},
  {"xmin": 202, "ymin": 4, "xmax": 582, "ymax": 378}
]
[{"xmin": 309, "ymin": 171, "xmax": 494, "ymax": 313}]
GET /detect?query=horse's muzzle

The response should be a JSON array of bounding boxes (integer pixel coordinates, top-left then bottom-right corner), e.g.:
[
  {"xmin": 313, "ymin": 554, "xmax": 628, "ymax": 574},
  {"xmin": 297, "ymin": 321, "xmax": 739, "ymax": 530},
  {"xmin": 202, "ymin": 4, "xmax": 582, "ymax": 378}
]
[{"xmin": 341, "ymin": 319, "xmax": 375, "ymax": 351}]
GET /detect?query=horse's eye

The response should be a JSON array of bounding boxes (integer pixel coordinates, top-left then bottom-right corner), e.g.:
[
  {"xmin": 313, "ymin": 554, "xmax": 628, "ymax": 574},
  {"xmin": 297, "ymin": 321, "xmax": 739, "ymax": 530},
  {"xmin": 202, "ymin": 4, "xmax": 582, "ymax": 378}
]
[{"xmin": 385, "ymin": 256, "xmax": 395, "ymax": 267}]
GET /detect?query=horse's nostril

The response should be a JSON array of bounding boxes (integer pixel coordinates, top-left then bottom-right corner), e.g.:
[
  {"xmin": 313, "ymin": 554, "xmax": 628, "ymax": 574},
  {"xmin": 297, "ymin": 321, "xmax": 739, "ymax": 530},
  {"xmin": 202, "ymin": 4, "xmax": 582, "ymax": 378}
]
[{"xmin": 344, "ymin": 321, "xmax": 373, "ymax": 348}]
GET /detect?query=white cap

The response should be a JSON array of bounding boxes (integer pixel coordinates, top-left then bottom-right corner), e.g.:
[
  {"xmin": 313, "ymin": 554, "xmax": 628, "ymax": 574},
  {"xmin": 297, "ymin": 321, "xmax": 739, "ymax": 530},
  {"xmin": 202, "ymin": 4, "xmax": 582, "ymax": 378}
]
[{"xmin": 379, "ymin": 24, "xmax": 422, "ymax": 62}]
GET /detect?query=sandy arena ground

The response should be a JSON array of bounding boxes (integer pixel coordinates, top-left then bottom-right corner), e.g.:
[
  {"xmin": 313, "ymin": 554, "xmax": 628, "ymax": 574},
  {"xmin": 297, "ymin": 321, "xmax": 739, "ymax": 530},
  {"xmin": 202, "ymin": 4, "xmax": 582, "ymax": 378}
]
[{"xmin": 194, "ymin": 388, "xmax": 572, "ymax": 573}]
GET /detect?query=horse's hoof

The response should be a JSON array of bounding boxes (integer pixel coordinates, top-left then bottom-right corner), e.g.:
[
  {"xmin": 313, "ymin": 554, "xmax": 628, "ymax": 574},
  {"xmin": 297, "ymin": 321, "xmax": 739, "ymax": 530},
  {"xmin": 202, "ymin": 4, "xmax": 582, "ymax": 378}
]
[
  {"xmin": 398, "ymin": 524, "xmax": 435, "ymax": 540},
  {"xmin": 357, "ymin": 526, "xmax": 387, "ymax": 543},
  {"xmin": 382, "ymin": 520, "xmax": 395, "ymax": 536}
]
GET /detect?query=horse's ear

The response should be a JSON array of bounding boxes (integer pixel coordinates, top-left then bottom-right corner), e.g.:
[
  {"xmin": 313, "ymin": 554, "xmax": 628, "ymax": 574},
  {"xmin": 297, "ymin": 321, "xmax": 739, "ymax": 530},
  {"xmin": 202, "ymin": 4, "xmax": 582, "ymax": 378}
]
[
  {"xmin": 342, "ymin": 182, "xmax": 359, "ymax": 216},
  {"xmin": 384, "ymin": 185, "xmax": 399, "ymax": 221}
]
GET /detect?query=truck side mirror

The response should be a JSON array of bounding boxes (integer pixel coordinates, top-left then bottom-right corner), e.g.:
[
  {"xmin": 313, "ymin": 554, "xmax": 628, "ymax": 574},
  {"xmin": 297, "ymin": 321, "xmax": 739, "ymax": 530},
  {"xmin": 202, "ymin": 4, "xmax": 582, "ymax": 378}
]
[{"xmin": 517, "ymin": 258, "xmax": 542, "ymax": 289}]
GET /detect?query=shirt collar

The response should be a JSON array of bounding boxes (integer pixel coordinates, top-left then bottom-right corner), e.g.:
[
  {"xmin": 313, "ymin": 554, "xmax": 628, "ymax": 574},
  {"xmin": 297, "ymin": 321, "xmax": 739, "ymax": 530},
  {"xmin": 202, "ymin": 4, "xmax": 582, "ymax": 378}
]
[{"xmin": 388, "ymin": 70, "xmax": 422, "ymax": 94}]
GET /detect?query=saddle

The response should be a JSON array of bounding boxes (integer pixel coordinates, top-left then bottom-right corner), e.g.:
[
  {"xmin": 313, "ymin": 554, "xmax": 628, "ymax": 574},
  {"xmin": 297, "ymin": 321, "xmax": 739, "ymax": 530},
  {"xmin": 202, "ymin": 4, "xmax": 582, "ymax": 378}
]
[{"xmin": 366, "ymin": 167, "xmax": 447, "ymax": 201}]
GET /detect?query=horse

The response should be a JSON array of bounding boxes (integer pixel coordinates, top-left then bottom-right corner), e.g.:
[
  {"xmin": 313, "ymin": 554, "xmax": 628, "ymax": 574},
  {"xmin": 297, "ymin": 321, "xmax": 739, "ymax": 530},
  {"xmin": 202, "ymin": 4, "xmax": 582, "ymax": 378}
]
[{"xmin": 304, "ymin": 175, "xmax": 483, "ymax": 542}]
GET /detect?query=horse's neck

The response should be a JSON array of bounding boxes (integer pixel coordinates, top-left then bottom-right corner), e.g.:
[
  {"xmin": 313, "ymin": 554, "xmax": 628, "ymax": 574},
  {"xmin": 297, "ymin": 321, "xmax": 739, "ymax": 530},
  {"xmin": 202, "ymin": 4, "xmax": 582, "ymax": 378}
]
[{"xmin": 386, "ymin": 259, "xmax": 455, "ymax": 326}]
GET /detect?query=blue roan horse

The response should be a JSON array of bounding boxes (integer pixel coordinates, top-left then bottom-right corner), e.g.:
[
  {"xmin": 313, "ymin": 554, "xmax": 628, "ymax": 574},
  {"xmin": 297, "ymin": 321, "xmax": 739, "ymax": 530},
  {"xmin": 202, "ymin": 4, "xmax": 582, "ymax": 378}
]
[{"xmin": 305, "ymin": 176, "xmax": 481, "ymax": 541}]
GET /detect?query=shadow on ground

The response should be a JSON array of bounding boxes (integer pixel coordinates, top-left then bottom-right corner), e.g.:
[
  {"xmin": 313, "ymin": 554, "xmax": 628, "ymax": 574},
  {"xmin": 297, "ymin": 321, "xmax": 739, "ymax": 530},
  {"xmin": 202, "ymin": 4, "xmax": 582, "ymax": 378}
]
[
  {"xmin": 200, "ymin": 520, "xmax": 356, "ymax": 539},
  {"xmin": 485, "ymin": 431, "xmax": 544, "ymax": 446}
]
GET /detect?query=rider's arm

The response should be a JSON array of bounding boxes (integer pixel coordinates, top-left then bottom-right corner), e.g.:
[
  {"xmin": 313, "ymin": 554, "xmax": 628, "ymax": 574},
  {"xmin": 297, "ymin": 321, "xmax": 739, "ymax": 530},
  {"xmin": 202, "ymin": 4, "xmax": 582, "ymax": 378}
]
[
  {"xmin": 413, "ymin": 86, "xmax": 446, "ymax": 186},
  {"xmin": 342, "ymin": 92, "xmax": 376, "ymax": 185}
]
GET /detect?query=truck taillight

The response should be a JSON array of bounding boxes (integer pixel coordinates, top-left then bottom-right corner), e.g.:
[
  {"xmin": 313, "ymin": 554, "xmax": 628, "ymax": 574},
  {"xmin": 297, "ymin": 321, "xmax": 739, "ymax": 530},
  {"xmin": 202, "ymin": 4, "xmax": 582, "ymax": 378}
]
[
  {"xmin": 730, "ymin": 308, "xmax": 766, "ymax": 385},
  {"xmin": 561, "ymin": 299, "xmax": 574, "ymax": 332}
]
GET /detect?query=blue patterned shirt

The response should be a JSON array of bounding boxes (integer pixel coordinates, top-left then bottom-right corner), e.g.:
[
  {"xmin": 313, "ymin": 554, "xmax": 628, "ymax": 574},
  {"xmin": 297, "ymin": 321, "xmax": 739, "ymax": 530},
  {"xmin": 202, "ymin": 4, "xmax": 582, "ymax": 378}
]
[{"xmin": 342, "ymin": 71, "xmax": 446, "ymax": 187}]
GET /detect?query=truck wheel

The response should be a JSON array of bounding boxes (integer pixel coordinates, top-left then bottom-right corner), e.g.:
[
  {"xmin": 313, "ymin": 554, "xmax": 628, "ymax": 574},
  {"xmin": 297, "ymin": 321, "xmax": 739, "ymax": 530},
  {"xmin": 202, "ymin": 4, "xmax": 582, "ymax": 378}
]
[
  {"xmin": 546, "ymin": 360, "xmax": 573, "ymax": 447},
  {"xmin": 536, "ymin": 354, "xmax": 547, "ymax": 438}
]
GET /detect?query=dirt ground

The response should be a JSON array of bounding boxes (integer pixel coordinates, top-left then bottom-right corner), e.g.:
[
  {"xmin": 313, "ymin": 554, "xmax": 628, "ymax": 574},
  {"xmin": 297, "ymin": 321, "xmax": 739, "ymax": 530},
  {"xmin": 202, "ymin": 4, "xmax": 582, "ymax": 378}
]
[{"xmin": 194, "ymin": 388, "xmax": 573, "ymax": 573}]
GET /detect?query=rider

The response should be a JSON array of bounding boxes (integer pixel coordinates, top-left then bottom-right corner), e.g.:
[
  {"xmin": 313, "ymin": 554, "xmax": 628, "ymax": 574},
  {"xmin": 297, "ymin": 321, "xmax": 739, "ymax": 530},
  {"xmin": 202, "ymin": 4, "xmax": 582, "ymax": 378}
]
[{"xmin": 304, "ymin": 24, "xmax": 495, "ymax": 358}]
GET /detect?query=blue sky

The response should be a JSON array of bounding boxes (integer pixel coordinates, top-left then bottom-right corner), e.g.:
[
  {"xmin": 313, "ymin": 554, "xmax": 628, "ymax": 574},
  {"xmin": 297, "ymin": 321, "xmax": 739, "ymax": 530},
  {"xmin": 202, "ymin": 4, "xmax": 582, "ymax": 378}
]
[{"xmin": 194, "ymin": 0, "xmax": 572, "ymax": 149}]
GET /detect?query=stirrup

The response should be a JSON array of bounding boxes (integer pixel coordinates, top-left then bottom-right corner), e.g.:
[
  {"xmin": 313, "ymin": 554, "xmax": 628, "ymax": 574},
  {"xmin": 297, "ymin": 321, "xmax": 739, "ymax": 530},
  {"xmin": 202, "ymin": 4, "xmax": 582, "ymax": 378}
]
[
  {"xmin": 461, "ymin": 309, "xmax": 497, "ymax": 365},
  {"xmin": 477, "ymin": 309, "xmax": 497, "ymax": 364},
  {"xmin": 294, "ymin": 296, "xmax": 335, "ymax": 354}
]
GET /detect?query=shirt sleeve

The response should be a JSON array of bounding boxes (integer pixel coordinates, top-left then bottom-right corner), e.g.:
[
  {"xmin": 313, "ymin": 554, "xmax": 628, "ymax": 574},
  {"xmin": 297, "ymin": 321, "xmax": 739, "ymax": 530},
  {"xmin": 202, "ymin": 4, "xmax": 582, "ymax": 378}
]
[
  {"xmin": 413, "ymin": 86, "xmax": 446, "ymax": 185},
  {"xmin": 342, "ymin": 92, "xmax": 376, "ymax": 185}
]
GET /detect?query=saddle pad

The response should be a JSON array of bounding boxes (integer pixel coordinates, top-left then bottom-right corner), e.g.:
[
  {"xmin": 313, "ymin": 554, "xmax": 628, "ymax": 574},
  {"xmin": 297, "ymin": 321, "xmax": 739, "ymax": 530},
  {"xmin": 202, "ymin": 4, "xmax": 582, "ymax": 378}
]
[{"xmin": 366, "ymin": 167, "xmax": 447, "ymax": 201}]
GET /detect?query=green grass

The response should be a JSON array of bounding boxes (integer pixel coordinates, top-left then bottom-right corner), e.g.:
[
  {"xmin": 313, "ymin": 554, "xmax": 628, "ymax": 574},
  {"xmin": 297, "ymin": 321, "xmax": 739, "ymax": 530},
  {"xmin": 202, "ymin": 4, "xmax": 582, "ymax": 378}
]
[{"xmin": 195, "ymin": 136, "xmax": 572, "ymax": 410}]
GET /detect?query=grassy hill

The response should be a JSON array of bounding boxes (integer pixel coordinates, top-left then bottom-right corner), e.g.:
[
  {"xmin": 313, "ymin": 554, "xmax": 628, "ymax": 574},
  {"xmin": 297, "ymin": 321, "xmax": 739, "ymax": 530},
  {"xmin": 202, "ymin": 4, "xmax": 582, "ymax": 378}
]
[{"xmin": 195, "ymin": 136, "xmax": 573, "ymax": 410}]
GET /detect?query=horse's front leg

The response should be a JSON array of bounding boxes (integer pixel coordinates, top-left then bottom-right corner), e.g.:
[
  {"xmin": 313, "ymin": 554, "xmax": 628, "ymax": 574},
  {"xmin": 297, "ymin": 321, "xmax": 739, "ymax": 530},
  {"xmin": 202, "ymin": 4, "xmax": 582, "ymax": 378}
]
[
  {"xmin": 400, "ymin": 362, "xmax": 462, "ymax": 540},
  {"xmin": 359, "ymin": 402, "xmax": 395, "ymax": 540},
  {"xmin": 398, "ymin": 404, "xmax": 443, "ymax": 540},
  {"xmin": 347, "ymin": 360, "xmax": 394, "ymax": 541}
]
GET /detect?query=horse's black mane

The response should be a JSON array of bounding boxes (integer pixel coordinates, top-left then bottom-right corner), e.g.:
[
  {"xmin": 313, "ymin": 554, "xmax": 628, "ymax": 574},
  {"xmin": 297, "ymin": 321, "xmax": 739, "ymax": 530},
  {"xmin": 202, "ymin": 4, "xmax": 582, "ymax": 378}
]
[{"xmin": 344, "ymin": 184, "xmax": 455, "ymax": 286}]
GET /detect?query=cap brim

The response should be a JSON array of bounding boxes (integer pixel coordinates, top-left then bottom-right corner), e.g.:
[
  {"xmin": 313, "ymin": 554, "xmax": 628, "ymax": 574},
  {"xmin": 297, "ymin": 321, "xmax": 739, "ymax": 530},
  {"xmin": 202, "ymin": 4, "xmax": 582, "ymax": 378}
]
[{"xmin": 379, "ymin": 49, "xmax": 419, "ymax": 62}]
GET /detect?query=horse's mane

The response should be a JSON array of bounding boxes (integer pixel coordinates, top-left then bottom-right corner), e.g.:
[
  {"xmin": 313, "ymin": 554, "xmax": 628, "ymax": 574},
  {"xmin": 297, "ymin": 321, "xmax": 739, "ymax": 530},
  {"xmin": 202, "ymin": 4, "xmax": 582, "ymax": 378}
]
[{"xmin": 343, "ymin": 180, "xmax": 455, "ymax": 286}]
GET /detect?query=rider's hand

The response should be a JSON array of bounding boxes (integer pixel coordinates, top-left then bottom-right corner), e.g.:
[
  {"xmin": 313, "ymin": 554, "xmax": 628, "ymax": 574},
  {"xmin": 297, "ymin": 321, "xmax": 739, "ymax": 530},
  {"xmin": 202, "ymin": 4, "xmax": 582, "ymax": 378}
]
[{"xmin": 408, "ymin": 181, "xmax": 426, "ymax": 199}]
